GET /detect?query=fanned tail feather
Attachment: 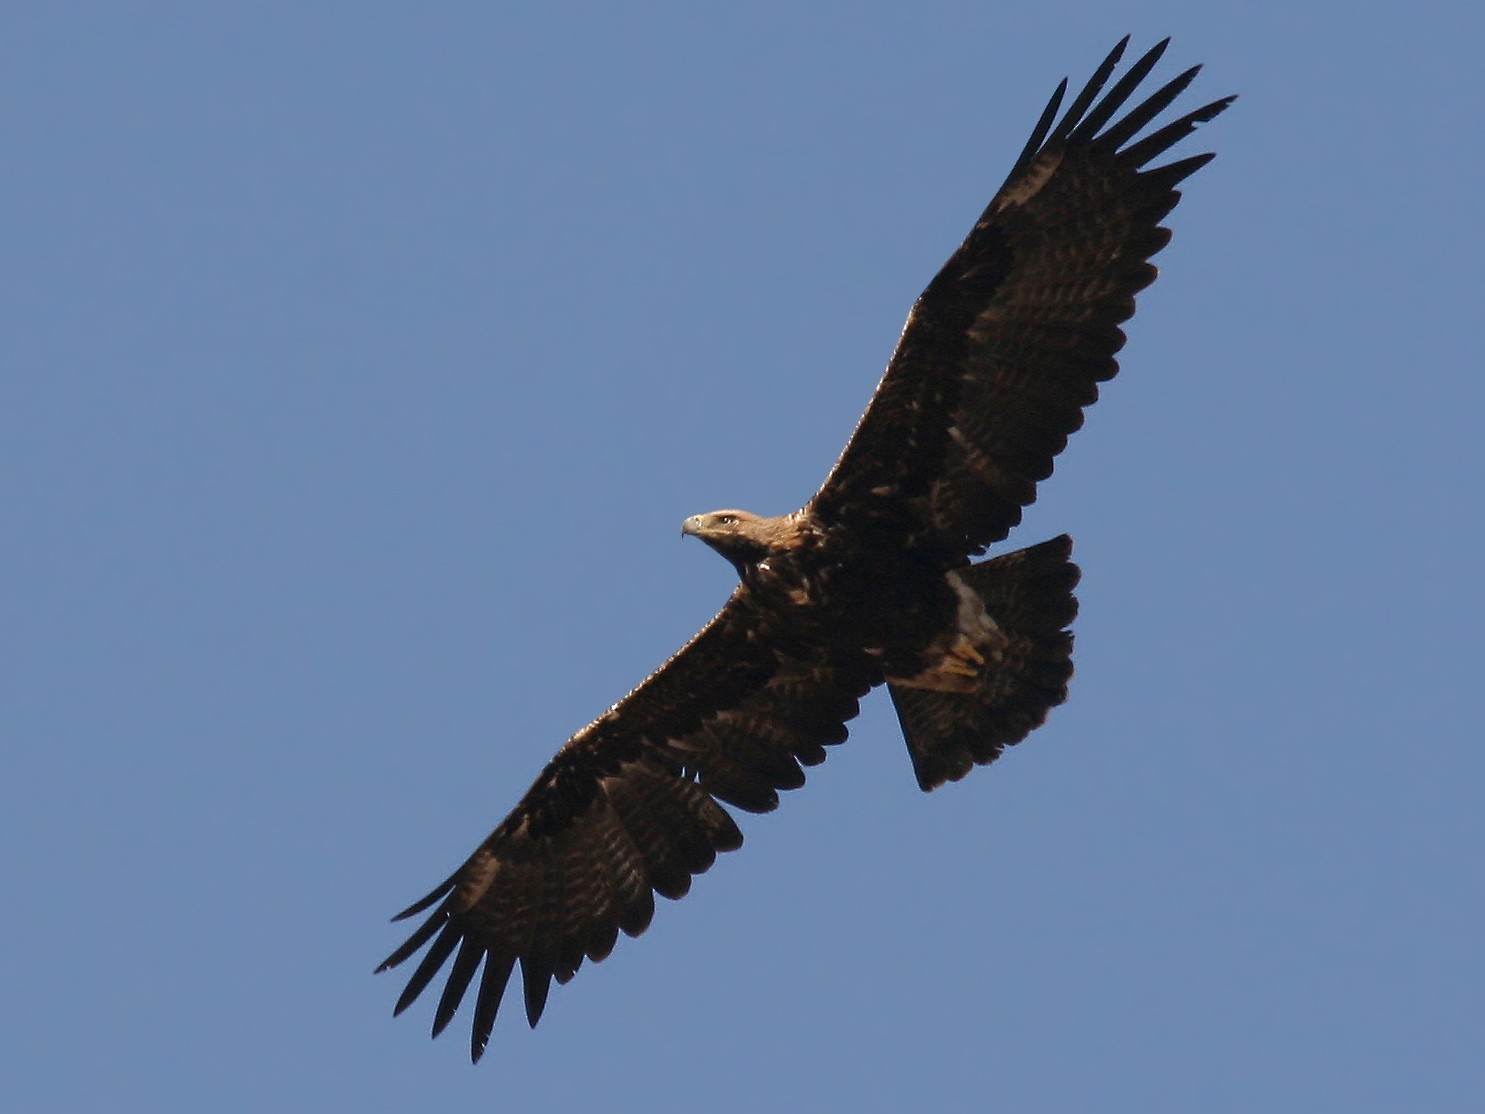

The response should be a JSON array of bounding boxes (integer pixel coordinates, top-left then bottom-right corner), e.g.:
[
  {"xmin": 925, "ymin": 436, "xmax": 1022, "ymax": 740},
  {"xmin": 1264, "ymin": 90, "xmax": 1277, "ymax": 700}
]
[{"xmin": 890, "ymin": 535, "xmax": 1080, "ymax": 791}]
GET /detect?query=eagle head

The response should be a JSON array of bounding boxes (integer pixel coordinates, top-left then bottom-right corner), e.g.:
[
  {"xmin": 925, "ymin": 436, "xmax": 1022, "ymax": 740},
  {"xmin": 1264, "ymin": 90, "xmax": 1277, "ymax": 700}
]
[{"xmin": 681, "ymin": 509, "xmax": 798, "ymax": 573}]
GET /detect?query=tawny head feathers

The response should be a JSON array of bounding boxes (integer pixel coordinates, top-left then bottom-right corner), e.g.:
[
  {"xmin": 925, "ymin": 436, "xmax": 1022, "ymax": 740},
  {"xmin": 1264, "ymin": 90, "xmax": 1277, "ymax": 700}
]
[{"xmin": 682, "ymin": 509, "xmax": 805, "ymax": 570}]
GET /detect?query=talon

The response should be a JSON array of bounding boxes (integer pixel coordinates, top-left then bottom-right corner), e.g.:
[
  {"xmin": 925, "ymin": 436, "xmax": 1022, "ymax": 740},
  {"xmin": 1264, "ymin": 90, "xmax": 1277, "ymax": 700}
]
[
  {"xmin": 940, "ymin": 655, "xmax": 979, "ymax": 678},
  {"xmin": 955, "ymin": 643, "xmax": 986, "ymax": 667}
]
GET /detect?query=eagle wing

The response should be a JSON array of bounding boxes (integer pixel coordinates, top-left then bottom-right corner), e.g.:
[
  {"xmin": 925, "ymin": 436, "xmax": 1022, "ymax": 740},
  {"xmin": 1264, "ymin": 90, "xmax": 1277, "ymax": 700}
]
[
  {"xmin": 378, "ymin": 591, "xmax": 877, "ymax": 1061},
  {"xmin": 809, "ymin": 37, "xmax": 1234, "ymax": 558}
]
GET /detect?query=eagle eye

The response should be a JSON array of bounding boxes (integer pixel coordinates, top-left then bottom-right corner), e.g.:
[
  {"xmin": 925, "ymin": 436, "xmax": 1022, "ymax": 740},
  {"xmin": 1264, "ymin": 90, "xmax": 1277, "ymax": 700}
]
[{"xmin": 716, "ymin": 514, "xmax": 737, "ymax": 526}]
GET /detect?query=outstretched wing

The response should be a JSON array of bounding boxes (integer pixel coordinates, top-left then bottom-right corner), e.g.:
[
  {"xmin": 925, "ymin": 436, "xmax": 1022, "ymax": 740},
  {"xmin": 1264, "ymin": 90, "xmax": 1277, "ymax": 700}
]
[
  {"xmin": 378, "ymin": 593, "xmax": 877, "ymax": 1061},
  {"xmin": 809, "ymin": 38, "xmax": 1234, "ymax": 558}
]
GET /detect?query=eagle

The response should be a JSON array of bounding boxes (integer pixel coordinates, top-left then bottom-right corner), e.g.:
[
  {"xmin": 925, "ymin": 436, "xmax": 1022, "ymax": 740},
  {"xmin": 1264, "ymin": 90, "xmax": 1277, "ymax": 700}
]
[{"xmin": 379, "ymin": 37, "xmax": 1232, "ymax": 1061}]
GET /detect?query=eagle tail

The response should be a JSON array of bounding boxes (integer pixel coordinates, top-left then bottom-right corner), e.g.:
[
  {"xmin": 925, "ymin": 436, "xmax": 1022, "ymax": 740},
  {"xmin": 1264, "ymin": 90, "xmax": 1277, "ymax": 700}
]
[{"xmin": 889, "ymin": 535, "xmax": 1080, "ymax": 791}]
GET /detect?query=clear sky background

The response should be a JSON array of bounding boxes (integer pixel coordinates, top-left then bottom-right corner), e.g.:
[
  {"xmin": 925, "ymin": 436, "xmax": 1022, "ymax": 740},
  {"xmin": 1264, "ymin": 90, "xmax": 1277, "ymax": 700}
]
[{"xmin": 5, "ymin": 3, "xmax": 1482, "ymax": 1111}]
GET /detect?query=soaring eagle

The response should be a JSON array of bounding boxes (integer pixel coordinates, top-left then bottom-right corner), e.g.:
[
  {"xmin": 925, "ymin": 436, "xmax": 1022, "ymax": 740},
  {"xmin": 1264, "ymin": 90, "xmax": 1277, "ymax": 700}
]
[{"xmin": 380, "ymin": 38, "xmax": 1232, "ymax": 1060}]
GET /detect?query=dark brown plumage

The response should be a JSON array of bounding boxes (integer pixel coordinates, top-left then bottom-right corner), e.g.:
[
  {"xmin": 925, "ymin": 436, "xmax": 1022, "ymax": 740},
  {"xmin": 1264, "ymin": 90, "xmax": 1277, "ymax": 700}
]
[{"xmin": 379, "ymin": 37, "xmax": 1232, "ymax": 1061}]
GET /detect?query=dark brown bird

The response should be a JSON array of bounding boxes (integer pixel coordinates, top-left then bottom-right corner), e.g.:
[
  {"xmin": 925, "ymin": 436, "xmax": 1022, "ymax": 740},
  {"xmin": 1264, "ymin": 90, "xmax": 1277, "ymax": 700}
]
[{"xmin": 379, "ymin": 37, "xmax": 1232, "ymax": 1061}]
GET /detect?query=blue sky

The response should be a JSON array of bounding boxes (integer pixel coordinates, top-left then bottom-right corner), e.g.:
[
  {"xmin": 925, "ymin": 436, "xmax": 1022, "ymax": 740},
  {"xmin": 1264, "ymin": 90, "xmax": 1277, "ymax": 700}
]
[{"xmin": 4, "ymin": 3, "xmax": 1482, "ymax": 1110}]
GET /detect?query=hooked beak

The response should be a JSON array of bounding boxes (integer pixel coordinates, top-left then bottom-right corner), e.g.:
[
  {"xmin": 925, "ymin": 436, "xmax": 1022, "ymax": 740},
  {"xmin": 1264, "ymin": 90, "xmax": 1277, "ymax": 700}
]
[{"xmin": 681, "ymin": 515, "xmax": 703, "ymax": 539}]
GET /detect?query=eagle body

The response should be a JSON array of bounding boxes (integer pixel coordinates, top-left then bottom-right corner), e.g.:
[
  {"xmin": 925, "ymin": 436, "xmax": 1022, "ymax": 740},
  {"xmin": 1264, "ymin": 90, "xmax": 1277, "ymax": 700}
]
[
  {"xmin": 681, "ymin": 506, "xmax": 1018, "ymax": 701},
  {"xmin": 380, "ymin": 38, "xmax": 1233, "ymax": 1061},
  {"xmin": 682, "ymin": 508, "xmax": 953, "ymax": 656}
]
